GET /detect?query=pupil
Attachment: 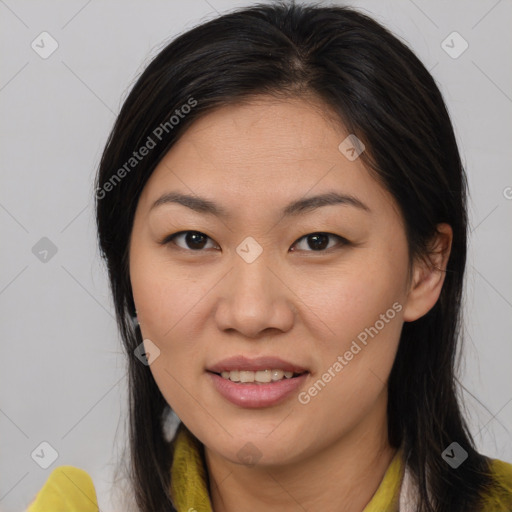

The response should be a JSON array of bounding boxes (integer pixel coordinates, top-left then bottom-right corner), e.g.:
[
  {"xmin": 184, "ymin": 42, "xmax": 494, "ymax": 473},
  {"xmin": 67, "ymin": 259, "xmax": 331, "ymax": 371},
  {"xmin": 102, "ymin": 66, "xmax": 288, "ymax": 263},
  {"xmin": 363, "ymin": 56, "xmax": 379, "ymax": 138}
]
[
  {"xmin": 186, "ymin": 231, "xmax": 207, "ymax": 250},
  {"xmin": 309, "ymin": 233, "xmax": 328, "ymax": 250}
]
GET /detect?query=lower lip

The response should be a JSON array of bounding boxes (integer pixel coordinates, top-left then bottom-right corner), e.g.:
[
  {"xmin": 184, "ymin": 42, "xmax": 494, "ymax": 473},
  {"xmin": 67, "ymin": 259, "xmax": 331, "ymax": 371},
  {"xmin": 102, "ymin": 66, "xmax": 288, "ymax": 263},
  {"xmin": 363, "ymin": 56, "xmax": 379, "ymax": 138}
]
[{"xmin": 207, "ymin": 372, "xmax": 308, "ymax": 408}]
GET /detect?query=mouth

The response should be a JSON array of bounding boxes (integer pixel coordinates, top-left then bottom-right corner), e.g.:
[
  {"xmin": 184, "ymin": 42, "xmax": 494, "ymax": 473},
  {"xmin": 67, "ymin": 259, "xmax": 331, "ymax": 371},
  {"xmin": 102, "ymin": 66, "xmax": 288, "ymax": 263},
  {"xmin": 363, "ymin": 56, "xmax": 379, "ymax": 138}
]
[{"xmin": 206, "ymin": 356, "xmax": 309, "ymax": 408}]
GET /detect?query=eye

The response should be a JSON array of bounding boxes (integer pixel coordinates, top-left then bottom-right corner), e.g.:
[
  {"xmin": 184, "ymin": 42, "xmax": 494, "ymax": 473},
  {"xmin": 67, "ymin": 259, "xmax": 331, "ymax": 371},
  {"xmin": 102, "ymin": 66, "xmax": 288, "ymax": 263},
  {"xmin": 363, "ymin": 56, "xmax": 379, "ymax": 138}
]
[
  {"xmin": 161, "ymin": 231, "xmax": 218, "ymax": 251},
  {"xmin": 160, "ymin": 230, "xmax": 349, "ymax": 253},
  {"xmin": 290, "ymin": 232, "xmax": 348, "ymax": 252}
]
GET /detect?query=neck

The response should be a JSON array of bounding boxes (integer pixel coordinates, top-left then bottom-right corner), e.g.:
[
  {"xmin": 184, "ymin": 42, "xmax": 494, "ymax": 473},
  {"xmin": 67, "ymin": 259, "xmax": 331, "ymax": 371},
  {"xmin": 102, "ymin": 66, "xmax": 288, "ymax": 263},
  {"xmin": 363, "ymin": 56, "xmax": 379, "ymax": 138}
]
[{"xmin": 204, "ymin": 391, "xmax": 396, "ymax": 512}]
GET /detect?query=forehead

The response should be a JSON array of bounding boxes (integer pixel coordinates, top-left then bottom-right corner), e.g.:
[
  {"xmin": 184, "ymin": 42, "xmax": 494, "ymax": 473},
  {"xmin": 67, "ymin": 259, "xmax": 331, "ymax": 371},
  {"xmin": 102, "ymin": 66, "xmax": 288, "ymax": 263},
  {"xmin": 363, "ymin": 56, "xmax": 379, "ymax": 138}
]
[
  {"xmin": 137, "ymin": 96, "xmax": 398, "ymax": 220},
  {"xmin": 173, "ymin": 95, "xmax": 347, "ymax": 165}
]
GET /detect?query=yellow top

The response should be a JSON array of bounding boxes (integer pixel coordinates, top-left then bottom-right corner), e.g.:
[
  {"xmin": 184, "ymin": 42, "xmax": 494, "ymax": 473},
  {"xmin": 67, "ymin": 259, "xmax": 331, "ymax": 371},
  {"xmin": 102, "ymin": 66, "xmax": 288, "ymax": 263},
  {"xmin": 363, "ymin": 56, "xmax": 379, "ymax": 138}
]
[
  {"xmin": 26, "ymin": 466, "xmax": 99, "ymax": 512},
  {"xmin": 27, "ymin": 427, "xmax": 512, "ymax": 512}
]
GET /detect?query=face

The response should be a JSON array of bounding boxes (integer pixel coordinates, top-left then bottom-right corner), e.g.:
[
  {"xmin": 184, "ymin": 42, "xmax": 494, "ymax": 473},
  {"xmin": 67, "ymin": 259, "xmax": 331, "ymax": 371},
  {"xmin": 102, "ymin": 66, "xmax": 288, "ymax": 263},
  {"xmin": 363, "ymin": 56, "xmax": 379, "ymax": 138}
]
[{"xmin": 129, "ymin": 95, "xmax": 413, "ymax": 467}]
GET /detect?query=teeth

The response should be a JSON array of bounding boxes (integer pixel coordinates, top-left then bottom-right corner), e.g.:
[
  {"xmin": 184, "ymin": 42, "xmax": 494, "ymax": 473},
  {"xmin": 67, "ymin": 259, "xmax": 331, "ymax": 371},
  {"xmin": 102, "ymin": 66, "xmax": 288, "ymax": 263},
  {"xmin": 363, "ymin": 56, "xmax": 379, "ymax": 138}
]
[
  {"xmin": 256, "ymin": 370, "xmax": 272, "ymax": 383},
  {"xmin": 271, "ymin": 369, "xmax": 284, "ymax": 381},
  {"xmin": 219, "ymin": 369, "xmax": 299, "ymax": 383},
  {"xmin": 239, "ymin": 371, "xmax": 254, "ymax": 383},
  {"xmin": 221, "ymin": 370, "xmax": 237, "ymax": 381}
]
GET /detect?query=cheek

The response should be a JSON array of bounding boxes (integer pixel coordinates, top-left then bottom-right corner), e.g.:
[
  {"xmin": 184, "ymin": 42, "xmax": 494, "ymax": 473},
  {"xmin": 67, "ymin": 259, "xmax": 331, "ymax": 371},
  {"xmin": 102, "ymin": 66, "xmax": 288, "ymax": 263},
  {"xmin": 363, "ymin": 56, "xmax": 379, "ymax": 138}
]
[
  {"xmin": 129, "ymin": 248, "xmax": 217, "ymax": 406},
  {"xmin": 292, "ymin": 254, "xmax": 406, "ymax": 402},
  {"xmin": 293, "ymin": 275, "xmax": 404, "ymax": 445},
  {"xmin": 297, "ymin": 258, "xmax": 406, "ymax": 346},
  {"xmin": 133, "ymin": 276, "xmax": 210, "ymax": 380},
  {"xmin": 130, "ymin": 244, "xmax": 206, "ymax": 341},
  {"xmin": 130, "ymin": 256, "xmax": 210, "ymax": 423}
]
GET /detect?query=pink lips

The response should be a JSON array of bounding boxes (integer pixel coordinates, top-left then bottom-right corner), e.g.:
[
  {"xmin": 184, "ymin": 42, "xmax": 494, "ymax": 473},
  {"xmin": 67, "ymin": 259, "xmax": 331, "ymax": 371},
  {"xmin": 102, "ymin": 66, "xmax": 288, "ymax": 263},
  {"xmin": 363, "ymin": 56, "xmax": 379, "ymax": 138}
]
[{"xmin": 207, "ymin": 356, "xmax": 309, "ymax": 408}]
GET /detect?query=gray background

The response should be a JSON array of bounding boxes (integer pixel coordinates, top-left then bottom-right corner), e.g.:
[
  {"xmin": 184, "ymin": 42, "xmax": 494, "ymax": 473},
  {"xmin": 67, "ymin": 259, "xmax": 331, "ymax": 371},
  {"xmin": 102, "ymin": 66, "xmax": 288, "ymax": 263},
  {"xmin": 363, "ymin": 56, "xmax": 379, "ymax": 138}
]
[{"xmin": 1, "ymin": 0, "xmax": 511, "ymax": 510}]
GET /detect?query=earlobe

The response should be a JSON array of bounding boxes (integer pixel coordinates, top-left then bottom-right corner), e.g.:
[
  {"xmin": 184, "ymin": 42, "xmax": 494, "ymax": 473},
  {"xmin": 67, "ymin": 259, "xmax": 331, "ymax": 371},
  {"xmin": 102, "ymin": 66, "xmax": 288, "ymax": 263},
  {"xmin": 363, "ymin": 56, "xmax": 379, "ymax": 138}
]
[{"xmin": 402, "ymin": 223, "xmax": 453, "ymax": 322}]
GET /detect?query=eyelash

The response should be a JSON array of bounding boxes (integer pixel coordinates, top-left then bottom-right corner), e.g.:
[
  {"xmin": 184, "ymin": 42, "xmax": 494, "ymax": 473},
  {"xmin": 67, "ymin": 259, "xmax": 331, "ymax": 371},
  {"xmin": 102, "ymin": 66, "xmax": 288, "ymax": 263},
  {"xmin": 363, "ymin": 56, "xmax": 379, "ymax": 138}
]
[{"xmin": 159, "ymin": 230, "xmax": 349, "ymax": 254}]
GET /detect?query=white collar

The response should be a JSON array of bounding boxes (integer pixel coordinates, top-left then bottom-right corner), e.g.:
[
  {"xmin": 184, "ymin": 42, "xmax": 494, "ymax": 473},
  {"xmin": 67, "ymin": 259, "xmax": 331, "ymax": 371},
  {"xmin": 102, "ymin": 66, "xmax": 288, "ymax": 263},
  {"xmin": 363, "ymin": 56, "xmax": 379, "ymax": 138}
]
[{"xmin": 398, "ymin": 463, "xmax": 418, "ymax": 511}]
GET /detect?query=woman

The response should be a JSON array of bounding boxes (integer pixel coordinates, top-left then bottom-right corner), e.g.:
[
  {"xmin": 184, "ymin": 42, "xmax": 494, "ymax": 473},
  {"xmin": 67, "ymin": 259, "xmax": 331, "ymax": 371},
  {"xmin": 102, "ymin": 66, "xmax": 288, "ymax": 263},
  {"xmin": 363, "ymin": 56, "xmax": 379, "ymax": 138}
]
[{"xmin": 27, "ymin": 2, "xmax": 512, "ymax": 511}]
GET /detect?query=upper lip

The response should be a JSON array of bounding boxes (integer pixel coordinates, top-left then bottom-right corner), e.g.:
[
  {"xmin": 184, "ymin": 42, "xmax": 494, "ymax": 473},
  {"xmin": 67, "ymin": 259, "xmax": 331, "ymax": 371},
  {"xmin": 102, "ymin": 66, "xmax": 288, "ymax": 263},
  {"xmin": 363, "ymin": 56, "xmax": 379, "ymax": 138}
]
[{"xmin": 207, "ymin": 356, "xmax": 308, "ymax": 374}]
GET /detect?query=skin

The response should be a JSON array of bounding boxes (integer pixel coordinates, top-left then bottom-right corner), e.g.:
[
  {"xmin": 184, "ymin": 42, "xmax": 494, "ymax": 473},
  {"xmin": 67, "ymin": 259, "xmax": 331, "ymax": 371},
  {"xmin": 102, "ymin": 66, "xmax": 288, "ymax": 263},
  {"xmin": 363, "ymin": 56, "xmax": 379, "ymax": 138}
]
[{"xmin": 129, "ymin": 95, "xmax": 452, "ymax": 512}]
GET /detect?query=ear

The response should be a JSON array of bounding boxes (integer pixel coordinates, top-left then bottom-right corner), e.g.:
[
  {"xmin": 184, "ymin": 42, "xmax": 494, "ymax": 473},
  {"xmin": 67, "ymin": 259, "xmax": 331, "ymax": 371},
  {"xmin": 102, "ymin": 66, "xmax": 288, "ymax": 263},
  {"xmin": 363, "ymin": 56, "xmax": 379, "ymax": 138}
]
[{"xmin": 402, "ymin": 223, "xmax": 453, "ymax": 322}]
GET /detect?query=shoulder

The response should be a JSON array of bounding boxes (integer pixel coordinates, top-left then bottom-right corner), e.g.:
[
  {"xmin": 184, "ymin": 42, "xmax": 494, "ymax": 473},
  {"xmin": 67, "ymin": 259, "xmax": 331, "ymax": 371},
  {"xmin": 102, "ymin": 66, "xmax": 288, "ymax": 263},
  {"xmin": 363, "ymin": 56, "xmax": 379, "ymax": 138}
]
[
  {"xmin": 26, "ymin": 465, "xmax": 98, "ymax": 512},
  {"xmin": 490, "ymin": 457, "xmax": 512, "ymax": 481},
  {"xmin": 481, "ymin": 457, "xmax": 512, "ymax": 512}
]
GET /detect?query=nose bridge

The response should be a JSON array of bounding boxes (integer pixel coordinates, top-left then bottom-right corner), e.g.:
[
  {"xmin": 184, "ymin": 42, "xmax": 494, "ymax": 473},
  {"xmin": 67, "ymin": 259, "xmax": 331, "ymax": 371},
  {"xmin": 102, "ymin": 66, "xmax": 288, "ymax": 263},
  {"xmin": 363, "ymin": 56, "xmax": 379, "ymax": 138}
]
[
  {"xmin": 215, "ymin": 239, "xmax": 294, "ymax": 336},
  {"xmin": 231, "ymin": 240, "xmax": 276, "ymax": 306}
]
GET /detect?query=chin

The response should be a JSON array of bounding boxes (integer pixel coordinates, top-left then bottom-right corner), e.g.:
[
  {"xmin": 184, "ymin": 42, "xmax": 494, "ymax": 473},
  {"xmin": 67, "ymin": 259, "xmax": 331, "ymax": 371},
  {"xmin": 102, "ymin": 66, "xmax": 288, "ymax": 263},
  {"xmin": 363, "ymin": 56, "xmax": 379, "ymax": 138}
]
[{"xmin": 200, "ymin": 422, "xmax": 307, "ymax": 467}]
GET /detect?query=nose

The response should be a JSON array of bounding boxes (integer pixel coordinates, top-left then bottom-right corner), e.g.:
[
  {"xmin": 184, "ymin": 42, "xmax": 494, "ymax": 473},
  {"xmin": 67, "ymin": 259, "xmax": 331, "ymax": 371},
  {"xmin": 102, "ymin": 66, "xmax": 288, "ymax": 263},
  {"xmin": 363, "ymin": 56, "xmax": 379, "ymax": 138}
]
[{"xmin": 214, "ymin": 251, "xmax": 295, "ymax": 339}]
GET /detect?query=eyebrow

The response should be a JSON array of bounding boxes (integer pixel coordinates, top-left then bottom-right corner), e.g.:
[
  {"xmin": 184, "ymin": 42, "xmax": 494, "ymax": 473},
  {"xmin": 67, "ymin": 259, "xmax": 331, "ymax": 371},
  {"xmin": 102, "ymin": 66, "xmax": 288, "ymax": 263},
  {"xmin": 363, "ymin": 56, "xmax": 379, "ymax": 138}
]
[{"xmin": 150, "ymin": 190, "xmax": 371, "ymax": 218}]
